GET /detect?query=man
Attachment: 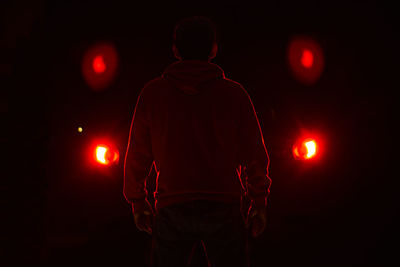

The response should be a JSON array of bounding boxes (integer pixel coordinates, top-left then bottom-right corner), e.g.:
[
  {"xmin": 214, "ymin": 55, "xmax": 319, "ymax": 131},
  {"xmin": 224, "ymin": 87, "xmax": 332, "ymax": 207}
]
[{"xmin": 124, "ymin": 16, "xmax": 271, "ymax": 267}]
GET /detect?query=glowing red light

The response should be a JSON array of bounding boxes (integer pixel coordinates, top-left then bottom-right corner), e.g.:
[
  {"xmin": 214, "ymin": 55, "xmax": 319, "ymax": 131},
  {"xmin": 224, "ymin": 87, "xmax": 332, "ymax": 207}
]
[
  {"xmin": 94, "ymin": 145, "xmax": 119, "ymax": 165},
  {"xmin": 304, "ymin": 140, "xmax": 317, "ymax": 158},
  {"xmin": 293, "ymin": 138, "xmax": 318, "ymax": 160},
  {"xmin": 96, "ymin": 146, "xmax": 109, "ymax": 165},
  {"xmin": 93, "ymin": 55, "xmax": 106, "ymax": 73},
  {"xmin": 301, "ymin": 49, "xmax": 314, "ymax": 68},
  {"xmin": 82, "ymin": 43, "xmax": 118, "ymax": 91},
  {"xmin": 287, "ymin": 37, "xmax": 324, "ymax": 85}
]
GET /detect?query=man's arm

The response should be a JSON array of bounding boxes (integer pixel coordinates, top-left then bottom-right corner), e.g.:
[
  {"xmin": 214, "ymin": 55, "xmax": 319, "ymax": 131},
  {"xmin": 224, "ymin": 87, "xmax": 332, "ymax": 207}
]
[
  {"xmin": 238, "ymin": 87, "xmax": 271, "ymax": 237},
  {"xmin": 123, "ymin": 88, "xmax": 154, "ymax": 214},
  {"xmin": 238, "ymin": 87, "xmax": 271, "ymax": 209}
]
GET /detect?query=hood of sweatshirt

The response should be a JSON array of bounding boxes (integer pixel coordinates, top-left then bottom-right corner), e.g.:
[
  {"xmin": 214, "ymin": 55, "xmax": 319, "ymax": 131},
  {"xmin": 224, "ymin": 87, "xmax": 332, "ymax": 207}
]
[{"xmin": 162, "ymin": 60, "xmax": 225, "ymax": 95}]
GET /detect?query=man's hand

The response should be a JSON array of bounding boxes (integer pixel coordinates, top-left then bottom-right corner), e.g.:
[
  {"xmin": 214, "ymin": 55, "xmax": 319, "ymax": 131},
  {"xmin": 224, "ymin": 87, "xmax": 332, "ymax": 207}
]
[
  {"xmin": 246, "ymin": 205, "xmax": 267, "ymax": 238},
  {"xmin": 132, "ymin": 201, "xmax": 154, "ymax": 235}
]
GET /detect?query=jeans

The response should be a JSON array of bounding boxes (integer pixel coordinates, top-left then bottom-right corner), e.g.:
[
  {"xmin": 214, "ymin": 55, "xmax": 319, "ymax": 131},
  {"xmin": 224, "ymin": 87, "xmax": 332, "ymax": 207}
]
[{"xmin": 151, "ymin": 199, "xmax": 249, "ymax": 267}]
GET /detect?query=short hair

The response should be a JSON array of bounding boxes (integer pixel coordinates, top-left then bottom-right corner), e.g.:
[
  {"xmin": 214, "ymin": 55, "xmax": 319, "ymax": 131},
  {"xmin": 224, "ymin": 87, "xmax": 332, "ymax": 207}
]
[{"xmin": 173, "ymin": 16, "xmax": 217, "ymax": 60}]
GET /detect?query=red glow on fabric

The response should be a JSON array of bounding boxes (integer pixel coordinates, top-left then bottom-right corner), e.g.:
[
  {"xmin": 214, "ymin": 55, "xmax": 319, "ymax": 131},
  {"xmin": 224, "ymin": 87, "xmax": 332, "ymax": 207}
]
[
  {"xmin": 93, "ymin": 55, "xmax": 106, "ymax": 73},
  {"xmin": 82, "ymin": 43, "xmax": 118, "ymax": 90},
  {"xmin": 288, "ymin": 37, "xmax": 324, "ymax": 85}
]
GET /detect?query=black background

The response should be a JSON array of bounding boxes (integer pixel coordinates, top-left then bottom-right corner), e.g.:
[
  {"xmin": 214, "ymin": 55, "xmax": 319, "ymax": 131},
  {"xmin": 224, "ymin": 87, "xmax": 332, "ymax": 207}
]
[{"xmin": 3, "ymin": 0, "xmax": 398, "ymax": 266}]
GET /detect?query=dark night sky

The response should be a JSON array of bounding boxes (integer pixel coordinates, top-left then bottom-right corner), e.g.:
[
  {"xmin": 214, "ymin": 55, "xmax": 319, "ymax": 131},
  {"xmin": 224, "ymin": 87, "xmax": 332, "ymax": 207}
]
[{"xmin": 3, "ymin": 0, "xmax": 398, "ymax": 266}]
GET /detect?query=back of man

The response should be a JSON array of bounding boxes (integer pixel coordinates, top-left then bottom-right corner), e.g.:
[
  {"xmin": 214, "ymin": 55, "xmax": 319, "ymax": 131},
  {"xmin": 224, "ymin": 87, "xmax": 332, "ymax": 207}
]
[{"xmin": 124, "ymin": 16, "xmax": 271, "ymax": 267}]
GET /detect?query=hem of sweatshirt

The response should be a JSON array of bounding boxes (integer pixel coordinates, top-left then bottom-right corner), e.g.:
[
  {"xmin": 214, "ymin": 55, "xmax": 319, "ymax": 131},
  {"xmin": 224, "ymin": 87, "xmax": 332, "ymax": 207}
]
[{"xmin": 154, "ymin": 193, "xmax": 242, "ymax": 212}]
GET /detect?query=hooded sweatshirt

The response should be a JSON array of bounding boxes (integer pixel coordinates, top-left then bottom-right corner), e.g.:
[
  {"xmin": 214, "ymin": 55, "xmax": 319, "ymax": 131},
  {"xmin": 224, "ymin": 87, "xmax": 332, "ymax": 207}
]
[{"xmin": 124, "ymin": 60, "xmax": 271, "ymax": 212}]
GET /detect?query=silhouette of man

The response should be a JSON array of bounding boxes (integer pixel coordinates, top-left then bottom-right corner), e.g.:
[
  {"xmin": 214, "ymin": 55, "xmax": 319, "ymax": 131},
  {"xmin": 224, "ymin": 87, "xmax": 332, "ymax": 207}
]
[{"xmin": 124, "ymin": 16, "xmax": 271, "ymax": 267}]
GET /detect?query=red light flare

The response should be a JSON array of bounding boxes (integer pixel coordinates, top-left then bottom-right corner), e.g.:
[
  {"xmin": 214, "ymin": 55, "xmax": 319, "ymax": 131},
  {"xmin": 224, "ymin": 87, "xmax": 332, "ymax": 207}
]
[
  {"xmin": 93, "ymin": 144, "xmax": 119, "ymax": 166},
  {"xmin": 288, "ymin": 36, "xmax": 324, "ymax": 85},
  {"xmin": 301, "ymin": 49, "xmax": 314, "ymax": 68},
  {"xmin": 93, "ymin": 55, "xmax": 106, "ymax": 73},
  {"xmin": 293, "ymin": 138, "xmax": 318, "ymax": 160},
  {"xmin": 82, "ymin": 43, "xmax": 118, "ymax": 91}
]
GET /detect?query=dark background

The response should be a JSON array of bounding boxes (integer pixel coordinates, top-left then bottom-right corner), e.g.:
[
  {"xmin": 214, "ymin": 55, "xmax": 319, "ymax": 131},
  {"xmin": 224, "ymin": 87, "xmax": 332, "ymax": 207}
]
[{"xmin": 3, "ymin": 0, "xmax": 398, "ymax": 266}]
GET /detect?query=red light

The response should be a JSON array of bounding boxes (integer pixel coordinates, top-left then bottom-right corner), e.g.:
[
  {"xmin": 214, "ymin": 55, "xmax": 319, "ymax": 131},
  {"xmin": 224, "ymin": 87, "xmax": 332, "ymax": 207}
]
[
  {"xmin": 96, "ymin": 146, "xmax": 109, "ymax": 165},
  {"xmin": 93, "ymin": 55, "xmax": 106, "ymax": 73},
  {"xmin": 94, "ymin": 144, "xmax": 119, "ymax": 166},
  {"xmin": 287, "ymin": 36, "xmax": 324, "ymax": 85},
  {"xmin": 293, "ymin": 138, "xmax": 318, "ymax": 160},
  {"xmin": 304, "ymin": 140, "xmax": 317, "ymax": 158},
  {"xmin": 301, "ymin": 49, "xmax": 314, "ymax": 68},
  {"xmin": 82, "ymin": 43, "xmax": 118, "ymax": 91}
]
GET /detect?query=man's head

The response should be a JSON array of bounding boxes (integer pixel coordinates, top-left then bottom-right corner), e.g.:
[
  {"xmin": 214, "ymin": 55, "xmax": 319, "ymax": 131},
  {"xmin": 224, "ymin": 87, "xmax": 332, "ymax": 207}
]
[{"xmin": 172, "ymin": 16, "xmax": 218, "ymax": 61}]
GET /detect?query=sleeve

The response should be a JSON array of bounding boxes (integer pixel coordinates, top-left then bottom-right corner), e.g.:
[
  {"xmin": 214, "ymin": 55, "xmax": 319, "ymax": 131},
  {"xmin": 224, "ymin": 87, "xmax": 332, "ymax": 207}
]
[
  {"xmin": 238, "ymin": 87, "xmax": 271, "ymax": 209},
  {"xmin": 123, "ymin": 88, "xmax": 154, "ymax": 211}
]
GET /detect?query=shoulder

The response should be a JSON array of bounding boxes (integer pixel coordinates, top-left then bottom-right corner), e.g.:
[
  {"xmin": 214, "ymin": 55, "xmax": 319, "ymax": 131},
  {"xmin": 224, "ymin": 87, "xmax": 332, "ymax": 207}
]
[
  {"xmin": 141, "ymin": 77, "xmax": 165, "ymax": 94},
  {"xmin": 137, "ymin": 76, "xmax": 169, "ymax": 101},
  {"xmin": 221, "ymin": 77, "xmax": 251, "ymax": 102},
  {"xmin": 143, "ymin": 76, "xmax": 166, "ymax": 89}
]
